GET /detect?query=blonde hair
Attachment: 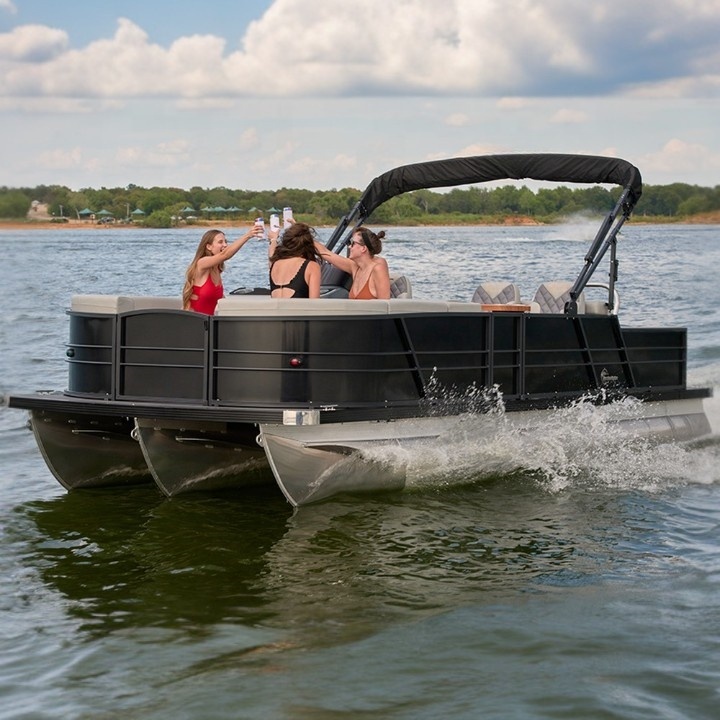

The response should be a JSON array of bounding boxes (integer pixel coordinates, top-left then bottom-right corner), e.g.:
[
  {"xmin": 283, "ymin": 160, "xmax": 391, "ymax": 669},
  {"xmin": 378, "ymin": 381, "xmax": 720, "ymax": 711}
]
[{"xmin": 182, "ymin": 229, "xmax": 225, "ymax": 310}]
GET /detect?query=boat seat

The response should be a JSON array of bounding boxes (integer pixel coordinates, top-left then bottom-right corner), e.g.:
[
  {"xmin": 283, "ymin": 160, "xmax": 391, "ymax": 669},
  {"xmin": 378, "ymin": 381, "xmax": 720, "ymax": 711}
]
[
  {"xmin": 70, "ymin": 295, "xmax": 183, "ymax": 314},
  {"xmin": 389, "ymin": 275, "xmax": 412, "ymax": 299},
  {"xmin": 471, "ymin": 281, "xmax": 521, "ymax": 305},
  {"xmin": 531, "ymin": 282, "xmax": 585, "ymax": 314},
  {"xmin": 585, "ymin": 300, "xmax": 610, "ymax": 315},
  {"xmin": 216, "ymin": 297, "xmax": 456, "ymax": 316}
]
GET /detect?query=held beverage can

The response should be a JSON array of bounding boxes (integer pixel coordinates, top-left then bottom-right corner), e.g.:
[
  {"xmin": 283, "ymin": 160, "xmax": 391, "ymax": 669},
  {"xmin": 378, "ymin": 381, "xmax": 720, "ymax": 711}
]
[
  {"xmin": 283, "ymin": 207, "xmax": 293, "ymax": 229},
  {"xmin": 270, "ymin": 214, "xmax": 280, "ymax": 232},
  {"xmin": 254, "ymin": 216, "xmax": 266, "ymax": 240}
]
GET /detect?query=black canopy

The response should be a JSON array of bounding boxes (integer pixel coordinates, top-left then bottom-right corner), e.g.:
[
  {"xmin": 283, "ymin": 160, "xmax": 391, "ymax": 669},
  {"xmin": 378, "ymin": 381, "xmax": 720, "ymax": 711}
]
[
  {"xmin": 357, "ymin": 153, "xmax": 642, "ymax": 219},
  {"xmin": 325, "ymin": 153, "xmax": 642, "ymax": 252},
  {"xmin": 323, "ymin": 152, "xmax": 643, "ymax": 314}
]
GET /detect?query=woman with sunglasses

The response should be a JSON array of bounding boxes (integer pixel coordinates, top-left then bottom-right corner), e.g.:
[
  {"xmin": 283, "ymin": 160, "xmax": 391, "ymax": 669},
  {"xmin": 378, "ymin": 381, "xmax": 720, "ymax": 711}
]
[{"xmin": 315, "ymin": 226, "xmax": 391, "ymax": 300}]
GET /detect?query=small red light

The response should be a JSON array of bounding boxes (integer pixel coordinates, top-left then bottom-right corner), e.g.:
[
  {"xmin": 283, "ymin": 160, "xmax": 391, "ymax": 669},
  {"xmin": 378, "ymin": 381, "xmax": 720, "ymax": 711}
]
[{"xmin": 290, "ymin": 357, "xmax": 303, "ymax": 367}]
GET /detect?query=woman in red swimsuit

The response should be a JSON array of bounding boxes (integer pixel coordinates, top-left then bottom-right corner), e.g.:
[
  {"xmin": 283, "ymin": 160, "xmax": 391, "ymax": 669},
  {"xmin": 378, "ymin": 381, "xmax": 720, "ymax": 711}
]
[
  {"xmin": 183, "ymin": 226, "xmax": 262, "ymax": 314},
  {"xmin": 315, "ymin": 226, "xmax": 391, "ymax": 300}
]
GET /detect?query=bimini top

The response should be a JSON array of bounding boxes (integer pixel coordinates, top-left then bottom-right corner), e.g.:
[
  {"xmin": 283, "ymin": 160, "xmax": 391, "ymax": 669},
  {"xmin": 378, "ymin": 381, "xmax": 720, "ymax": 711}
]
[
  {"xmin": 357, "ymin": 153, "xmax": 642, "ymax": 220},
  {"xmin": 323, "ymin": 152, "xmax": 643, "ymax": 315}
]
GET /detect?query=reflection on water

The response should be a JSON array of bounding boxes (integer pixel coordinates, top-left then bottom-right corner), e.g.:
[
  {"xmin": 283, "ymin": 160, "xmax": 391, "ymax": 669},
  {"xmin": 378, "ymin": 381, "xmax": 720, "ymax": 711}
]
[
  {"xmin": 18, "ymin": 476, "xmax": 649, "ymax": 644},
  {"xmin": 18, "ymin": 486, "xmax": 291, "ymax": 635},
  {"xmin": 7, "ymin": 436, "xmax": 720, "ymax": 718}
]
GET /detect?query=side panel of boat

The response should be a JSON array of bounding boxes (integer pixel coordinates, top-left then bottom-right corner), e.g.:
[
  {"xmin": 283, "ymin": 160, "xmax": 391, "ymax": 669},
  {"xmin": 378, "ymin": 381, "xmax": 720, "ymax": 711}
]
[
  {"xmin": 134, "ymin": 418, "xmax": 274, "ymax": 496},
  {"xmin": 64, "ymin": 303, "xmax": 692, "ymax": 410},
  {"xmin": 28, "ymin": 409, "xmax": 152, "ymax": 489},
  {"xmin": 213, "ymin": 314, "xmax": 423, "ymax": 407}
]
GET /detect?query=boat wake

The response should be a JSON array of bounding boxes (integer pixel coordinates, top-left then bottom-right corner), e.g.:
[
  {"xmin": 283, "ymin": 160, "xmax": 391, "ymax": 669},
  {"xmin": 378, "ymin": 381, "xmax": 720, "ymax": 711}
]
[{"xmin": 361, "ymin": 389, "xmax": 720, "ymax": 496}]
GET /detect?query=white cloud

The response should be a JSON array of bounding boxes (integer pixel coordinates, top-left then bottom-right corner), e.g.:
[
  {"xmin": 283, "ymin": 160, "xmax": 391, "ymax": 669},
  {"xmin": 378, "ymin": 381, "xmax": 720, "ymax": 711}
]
[
  {"xmin": 0, "ymin": 0, "xmax": 17, "ymax": 14},
  {"xmin": 250, "ymin": 140, "xmax": 300, "ymax": 174},
  {"xmin": 0, "ymin": 24, "xmax": 67, "ymax": 62},
  {"xmin": 0, "ymin": 1, "xmax": 718, "ymax": 100},
  {"xmin": 115, "ymin": 139, "xmax": 191, "ymax": 168},
  {"xmin": 639, "ymin": 138, "xmax": 720, "ymax": 179},
  {"xmin": 2, "ymin": 2, "xmax": 719, "ymax": 191},
  {"xmin": 35, "ymin": 146, "xmax": 83, "ymax": 170},
  {"xmin": 286, "ymin": 153, "xmax": 358, "ymax": 182},
  {"xmin": 452, "ymin": 143, "xmax": 508, "ymax": 158}
]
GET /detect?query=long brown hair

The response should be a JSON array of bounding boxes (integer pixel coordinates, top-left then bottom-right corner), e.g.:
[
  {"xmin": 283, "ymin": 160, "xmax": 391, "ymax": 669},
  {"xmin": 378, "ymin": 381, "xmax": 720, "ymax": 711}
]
[
  {"xmin": 182, "ymin": 229, "xmax": 224, "ymax": 310},
  {"xmin": 269, "ymin": 223, "xmax": 322, "ymax": 266}
]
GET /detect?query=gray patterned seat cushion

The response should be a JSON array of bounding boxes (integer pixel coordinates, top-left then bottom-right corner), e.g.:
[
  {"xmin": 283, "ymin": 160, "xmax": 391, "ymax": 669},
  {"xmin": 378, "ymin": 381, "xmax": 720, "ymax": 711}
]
[{"xmin": 471, "ymin": 282, "xmax": 521, "ymax": 304}]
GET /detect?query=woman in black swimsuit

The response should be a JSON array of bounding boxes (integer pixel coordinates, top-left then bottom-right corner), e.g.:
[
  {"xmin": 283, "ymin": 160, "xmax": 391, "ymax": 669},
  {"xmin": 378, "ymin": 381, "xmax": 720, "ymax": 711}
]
[{"xmin": 268, "ymin": 222, "xmax": 323, "ymax": 298}]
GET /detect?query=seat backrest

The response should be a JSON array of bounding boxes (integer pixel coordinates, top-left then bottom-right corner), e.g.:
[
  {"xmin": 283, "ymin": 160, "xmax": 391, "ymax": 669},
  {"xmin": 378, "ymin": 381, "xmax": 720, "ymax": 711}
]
[
  {"xmin": 471, "ymin": 281, "xmax": 521, "ymax": 305},
  {"xmin": 390, "ymin": 275, "xmax": 412, "ymax": 299},
  {"xmin": 532, "ymin": 282, "xmax": 586, "ymax": 314}
]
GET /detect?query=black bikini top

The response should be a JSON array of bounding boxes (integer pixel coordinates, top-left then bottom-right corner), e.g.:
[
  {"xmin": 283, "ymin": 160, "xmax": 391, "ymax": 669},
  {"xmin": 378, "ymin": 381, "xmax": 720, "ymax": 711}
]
[{"xmin": 269, "ymin": 259, "xmax": 310, "ymax": 298}]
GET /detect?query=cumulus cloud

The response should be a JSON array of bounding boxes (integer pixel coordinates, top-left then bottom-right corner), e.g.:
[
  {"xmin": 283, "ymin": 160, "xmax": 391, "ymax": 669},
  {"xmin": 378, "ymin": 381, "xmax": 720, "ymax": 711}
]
[
  {"xmin": 0, "ymin": 24, "xmax": 67, "ymax": 62},
  {"xmin": 0, "ymin": 0, "xmax": 718, "ymax": 100},
  {"xmin": 639, "ymin": 138, "xmax": 720, "ymax": 178}
]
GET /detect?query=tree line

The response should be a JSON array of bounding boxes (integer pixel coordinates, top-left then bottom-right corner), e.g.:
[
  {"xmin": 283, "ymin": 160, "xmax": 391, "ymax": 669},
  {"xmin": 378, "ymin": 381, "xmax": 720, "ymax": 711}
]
[{"xmin": 1, "ymin": 180, "xmax": 719, "ymax": 226}]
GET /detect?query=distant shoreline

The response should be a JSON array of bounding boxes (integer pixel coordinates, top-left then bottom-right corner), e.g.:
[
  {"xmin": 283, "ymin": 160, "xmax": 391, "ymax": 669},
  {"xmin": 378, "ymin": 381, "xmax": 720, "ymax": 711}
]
[{"xmin": 1, "ymin": 211, "xmax": 719, "ymax": 232}]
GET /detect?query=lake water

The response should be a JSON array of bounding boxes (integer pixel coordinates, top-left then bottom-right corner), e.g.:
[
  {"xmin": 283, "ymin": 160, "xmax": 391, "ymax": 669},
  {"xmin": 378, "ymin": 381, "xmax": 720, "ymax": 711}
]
[{"xmin": 1, "ymin": 224, "xmax": 719, "ymax": 719}]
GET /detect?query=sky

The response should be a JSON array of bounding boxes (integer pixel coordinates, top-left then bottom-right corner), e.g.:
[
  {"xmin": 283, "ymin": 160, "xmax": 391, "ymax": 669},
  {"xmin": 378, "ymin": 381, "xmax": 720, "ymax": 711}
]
[{"xmin": 0, "ymin": 0, "xmax": 718, "ymax": 192}]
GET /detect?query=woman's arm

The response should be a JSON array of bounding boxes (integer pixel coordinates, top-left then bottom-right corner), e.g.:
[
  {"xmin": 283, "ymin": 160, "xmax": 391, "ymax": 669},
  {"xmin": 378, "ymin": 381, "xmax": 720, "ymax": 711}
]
[
  {"xmin": 306, "ymin": 261, "xmax": 321, "ymax": 299},
  {"xmin": 313, "ymin": 240, "xmax": 355, "ymax": 274},
  {"xmin": 267, "ymin": 228, "xmax": 280, "ymax": 267},
  {"xmin": 197, "ymin": 226, "xmax": 261, "ymax": 270},
  {"xmin": 371, "ymin": 258, "xmax": 392, "ymax": 300}
]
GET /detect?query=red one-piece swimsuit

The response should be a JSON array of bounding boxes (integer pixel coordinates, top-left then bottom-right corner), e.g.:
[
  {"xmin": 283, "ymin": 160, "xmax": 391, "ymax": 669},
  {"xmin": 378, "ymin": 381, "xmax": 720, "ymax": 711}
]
[{"xmin": 190, "ymin": 275, "xmax": 223, "ymax": 314}]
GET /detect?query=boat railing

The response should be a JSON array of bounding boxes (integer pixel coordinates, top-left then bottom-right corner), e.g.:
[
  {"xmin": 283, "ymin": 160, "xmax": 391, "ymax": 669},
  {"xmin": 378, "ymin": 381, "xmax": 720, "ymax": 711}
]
[
  {"xmin": 62, "ymin": 293, "xmax": 689, "ymax": 414},
  {"xmin": 584, "ymin": 282, "xmax": 620, "ymax": 316}
]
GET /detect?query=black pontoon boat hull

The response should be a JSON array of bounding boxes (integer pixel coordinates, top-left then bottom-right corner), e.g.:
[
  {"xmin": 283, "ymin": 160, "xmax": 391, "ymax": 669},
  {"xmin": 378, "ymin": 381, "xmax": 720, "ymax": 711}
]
[
  {"xmin": 27, "ymin": 407, "xmax": 152, "ymax": 489},
  {"xmin": 134, "ymin": 417, "xmax": 273, "ymax": 496}
]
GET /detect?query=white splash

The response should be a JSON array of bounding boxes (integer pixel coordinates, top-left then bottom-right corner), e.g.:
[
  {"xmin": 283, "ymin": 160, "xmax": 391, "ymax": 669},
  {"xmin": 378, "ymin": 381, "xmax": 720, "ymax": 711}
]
[{"xmin": 364, "ymin": 388, "xmax": 720, "ymax": 496}]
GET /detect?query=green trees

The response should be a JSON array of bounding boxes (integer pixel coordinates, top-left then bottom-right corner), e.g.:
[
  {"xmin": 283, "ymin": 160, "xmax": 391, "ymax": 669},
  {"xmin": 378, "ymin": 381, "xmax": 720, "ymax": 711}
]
[
  {"xmin": 2, "ymin": 181, "xmax": 718, "ymax": 224},
  {"xmin": 0, "ymin": 190, "xmax": 31, "ymax": 218}
]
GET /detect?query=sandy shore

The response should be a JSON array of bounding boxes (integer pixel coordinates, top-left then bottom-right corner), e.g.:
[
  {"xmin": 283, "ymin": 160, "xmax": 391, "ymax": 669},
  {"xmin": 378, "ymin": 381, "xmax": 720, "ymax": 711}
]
[
  {"xmin": 0, "ymin": 219, "xmax": 261, "ymax": 231},
  {"xmin": 2, "ymin": 211, "xmax": 719, "ymax": 232}
]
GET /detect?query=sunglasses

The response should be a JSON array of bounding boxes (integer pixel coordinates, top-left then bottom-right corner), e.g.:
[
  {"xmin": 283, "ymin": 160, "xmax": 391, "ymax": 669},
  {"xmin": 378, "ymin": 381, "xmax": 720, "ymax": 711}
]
[{"xmin": 348, "ymin": 239, "xmax": 364, "ymax": 247}]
